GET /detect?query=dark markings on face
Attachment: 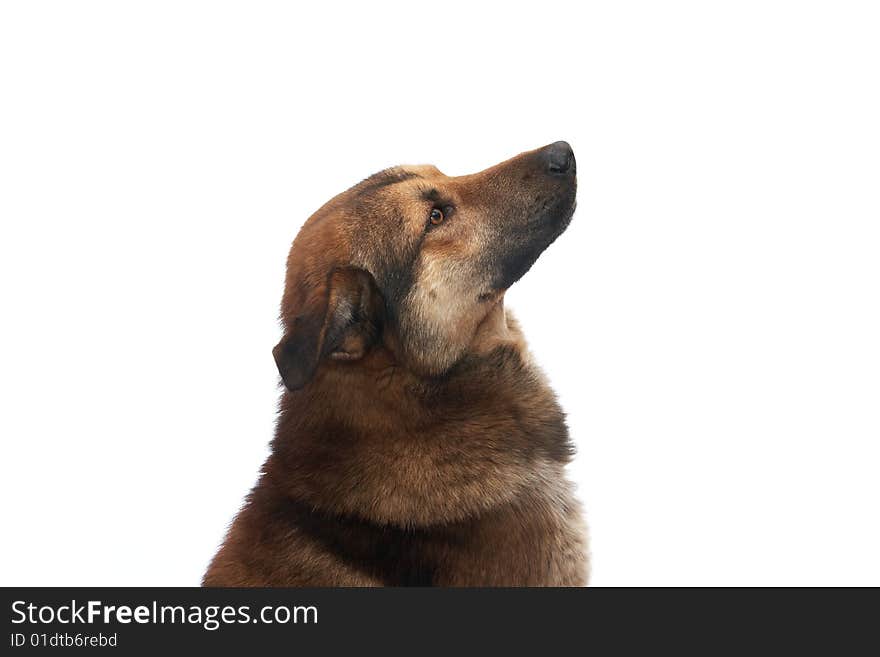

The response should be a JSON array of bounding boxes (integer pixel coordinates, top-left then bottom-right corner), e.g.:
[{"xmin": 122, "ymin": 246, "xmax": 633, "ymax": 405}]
[
  {"xmin": 349, "ymin": 171, "xmax": 437, "ymax": 326},
  {"xmin": 420, "ymin": 187, "xmax": 442, "ymax": 204},
  {"xmin": 378, "ymin": 227, "xmax": 428, "ymax": 325}
]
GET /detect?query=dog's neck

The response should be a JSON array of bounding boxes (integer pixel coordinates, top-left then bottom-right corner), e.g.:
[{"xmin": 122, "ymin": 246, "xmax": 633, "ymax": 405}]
[
  {"xmin": 262, "ymin": 306, "xmax": 572, "ymax": 528},
  {"xmin": 468, "ymin": 298, "xmax": 527, "ymax": 358}
]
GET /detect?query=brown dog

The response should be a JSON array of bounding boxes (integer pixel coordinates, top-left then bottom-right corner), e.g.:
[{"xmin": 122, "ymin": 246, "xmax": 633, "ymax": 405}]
[{"xmin": 203, "ymin": 142, "xmax": 588, "ymax": 586}]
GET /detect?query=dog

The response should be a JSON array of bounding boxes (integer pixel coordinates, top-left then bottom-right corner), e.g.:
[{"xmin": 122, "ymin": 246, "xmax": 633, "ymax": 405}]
[{"xmin": 203, "ymin": 142, "xmax": 588, "ymax": 586}]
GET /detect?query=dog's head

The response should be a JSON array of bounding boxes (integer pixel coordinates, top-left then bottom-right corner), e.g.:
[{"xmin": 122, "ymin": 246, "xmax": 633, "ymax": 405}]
[{"xmin": 273, "ymin": 142, "xmax": 577, "ymax": 390}]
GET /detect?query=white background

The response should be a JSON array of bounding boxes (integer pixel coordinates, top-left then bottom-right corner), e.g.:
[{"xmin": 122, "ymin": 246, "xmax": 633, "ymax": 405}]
[{"xmin": 1, "ymin": 1, "xmax": 878, "ymax": 586}]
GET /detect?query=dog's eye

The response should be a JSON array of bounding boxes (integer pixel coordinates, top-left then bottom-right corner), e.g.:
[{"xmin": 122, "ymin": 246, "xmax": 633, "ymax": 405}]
[{"xmin": 429, "ymin": 208, "xmax": 445, "ymax": 225}]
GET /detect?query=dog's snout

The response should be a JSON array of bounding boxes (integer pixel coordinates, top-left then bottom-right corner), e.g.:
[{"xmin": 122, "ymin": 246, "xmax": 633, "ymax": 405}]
[{"xmin": 543, "ymin": 141, "xmax": 575, "ymax": 176}]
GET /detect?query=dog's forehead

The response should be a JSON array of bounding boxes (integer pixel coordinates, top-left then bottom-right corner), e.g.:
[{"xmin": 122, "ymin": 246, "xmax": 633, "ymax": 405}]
[
  {"xmin": 355, "ymin": 166, "xmax": 456, "ymax": 214},
  {"xmin": 346, "ymin": 165, "xmax": 445, "ymax": 205},
  {"xmin": 398, "ymin": 164, "xmax": 444, "ymax": 179},
  {"xmin": 389, "ymin": 166, "xmax": 463, "ymax": 207},
  {"xmin": 393, "ymin": 165, "xmax": 454, "ymax": 193}
]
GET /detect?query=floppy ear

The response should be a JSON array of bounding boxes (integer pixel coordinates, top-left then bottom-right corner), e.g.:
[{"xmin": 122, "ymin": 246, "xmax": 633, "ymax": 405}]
[{"xmin": 272, "ymin": 267, "xmax": 383, "ymax": 391}]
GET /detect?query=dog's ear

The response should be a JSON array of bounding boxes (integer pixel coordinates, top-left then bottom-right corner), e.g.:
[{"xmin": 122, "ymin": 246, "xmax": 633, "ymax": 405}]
[{"xmin": 272, "ymin": 267, "xmax": 383, "ymax": 391}]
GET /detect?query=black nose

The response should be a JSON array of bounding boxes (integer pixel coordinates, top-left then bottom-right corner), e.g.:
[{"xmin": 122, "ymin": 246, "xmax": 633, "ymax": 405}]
[{"xmin": 544, "ymin": 141, "xmax": 575, "ymax": 175}]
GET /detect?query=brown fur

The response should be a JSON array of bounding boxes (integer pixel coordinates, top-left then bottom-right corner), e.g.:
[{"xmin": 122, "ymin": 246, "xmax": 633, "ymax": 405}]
[{"xmin": 204, "ymin": 142, "xmax": 588, "ymax": 586}]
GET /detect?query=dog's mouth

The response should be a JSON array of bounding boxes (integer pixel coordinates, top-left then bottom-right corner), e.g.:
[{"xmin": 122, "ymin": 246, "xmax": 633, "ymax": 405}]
[
  {"xmin": 546, "ymin": 195, "xmax": 577, "ymax": 239},
  {"xmin": 488, "ymin": 187, "xmax": 576, "ymax": 292},
  {"xmin": 473, "ymin": 142, "xmax": 578, "ymax": 300},
  {"xmin": 524, "ymin": 171, "xmax": 577, "ymax": 230}
]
